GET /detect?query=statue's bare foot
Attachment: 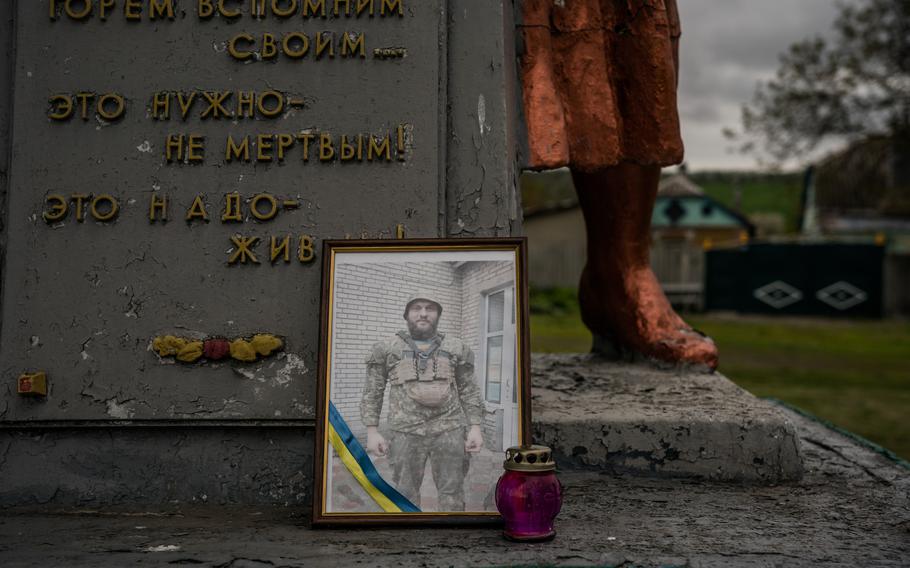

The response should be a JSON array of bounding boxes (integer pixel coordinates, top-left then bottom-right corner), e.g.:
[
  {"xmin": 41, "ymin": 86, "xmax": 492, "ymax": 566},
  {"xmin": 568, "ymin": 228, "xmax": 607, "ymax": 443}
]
[{"xmin": 579, "ymin": 265, "xmax": 719, "ymax": 370}]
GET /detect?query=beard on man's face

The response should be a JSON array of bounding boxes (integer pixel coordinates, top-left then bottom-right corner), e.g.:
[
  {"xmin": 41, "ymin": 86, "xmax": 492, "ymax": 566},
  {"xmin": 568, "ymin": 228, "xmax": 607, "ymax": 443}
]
[{"xmin": 406, "ymin": 315, "xmax": 438, "ymax": 339}]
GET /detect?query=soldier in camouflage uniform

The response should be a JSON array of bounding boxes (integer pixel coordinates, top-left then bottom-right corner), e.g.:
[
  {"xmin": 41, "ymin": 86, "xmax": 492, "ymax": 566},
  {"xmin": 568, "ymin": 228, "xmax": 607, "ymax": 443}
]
[{"xmin": 361, "ymin": 292, "xmax": 484, "ymax": 511}]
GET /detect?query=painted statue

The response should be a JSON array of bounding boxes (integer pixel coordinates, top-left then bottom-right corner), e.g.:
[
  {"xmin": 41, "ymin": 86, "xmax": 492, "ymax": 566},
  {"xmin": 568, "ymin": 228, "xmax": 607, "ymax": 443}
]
[{"xmin": 518, "ymin": 0, "xmax": 719, "ymax": 369}]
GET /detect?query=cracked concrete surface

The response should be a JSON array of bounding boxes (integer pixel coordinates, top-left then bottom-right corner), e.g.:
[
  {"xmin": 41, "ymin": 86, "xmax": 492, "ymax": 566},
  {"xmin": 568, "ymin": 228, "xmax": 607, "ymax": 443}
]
[
  {"xmin": 532, "ymin": 355, "xmax": 804, "ymax": 482},
  {"xmin": 0, "ymin": 428, "xmax": 313, "ymax": 507},
  {"xmin": 0, "ymin": 406, "xmax": 906, "ymax": 567}
]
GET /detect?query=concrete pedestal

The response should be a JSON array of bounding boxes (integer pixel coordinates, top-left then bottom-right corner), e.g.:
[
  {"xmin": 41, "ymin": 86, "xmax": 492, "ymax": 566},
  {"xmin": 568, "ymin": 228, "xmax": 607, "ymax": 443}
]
[
  {"xmin": 531, "ymin": 354, "xmax": 804, "ymax": 482},
  {"xmin": 1, "ymin": 404, "xmax": 907, "ymax": 566}
]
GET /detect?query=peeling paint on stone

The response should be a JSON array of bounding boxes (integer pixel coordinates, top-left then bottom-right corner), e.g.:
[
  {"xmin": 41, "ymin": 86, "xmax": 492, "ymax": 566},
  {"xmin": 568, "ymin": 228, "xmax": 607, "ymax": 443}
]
[
  {"xmin": 477, "ymin": 94, "xmax": 486, "ymax": 138},
  {"xmin": 273, "ymin": 353, "xmax": 307, "ymax": 386},
  {"xmin": 106, "ymin": 399, "xmax": 134, "ymax": 419},
  {"xmin": 145, "ymin": 545, "xmax": 181, "ymax": 552}
]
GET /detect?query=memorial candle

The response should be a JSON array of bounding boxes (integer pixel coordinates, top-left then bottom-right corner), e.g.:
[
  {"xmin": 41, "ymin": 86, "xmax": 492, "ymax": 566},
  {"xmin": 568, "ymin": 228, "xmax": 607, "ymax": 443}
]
[{"xmin": 495, "ymin": 445, "xmax": 562, "ymax": 542}]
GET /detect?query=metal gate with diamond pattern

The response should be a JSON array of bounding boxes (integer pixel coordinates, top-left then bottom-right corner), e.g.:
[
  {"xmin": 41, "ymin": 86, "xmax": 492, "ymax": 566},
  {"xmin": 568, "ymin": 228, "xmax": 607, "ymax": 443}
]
[{"xmin": 705, "ymin": 243, "xmax": 884, "ymax": 317}]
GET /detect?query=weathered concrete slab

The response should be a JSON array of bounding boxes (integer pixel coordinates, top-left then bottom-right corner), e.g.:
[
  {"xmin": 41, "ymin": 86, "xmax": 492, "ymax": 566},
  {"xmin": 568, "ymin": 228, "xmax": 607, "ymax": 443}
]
[
  {"xmin": 0, "ymin": 426, "xmax": 313, "ymax": 507},
  {"xmin": 531, "ymin": 354, "xmax": 804, "ymax": 482},
  {"xmin": 0, "ymin": 406, "xmax": 907, "ymax": 567},
  {"xmin": 0, "ymin": 1, "xmax": 521, "ymax": 506}
]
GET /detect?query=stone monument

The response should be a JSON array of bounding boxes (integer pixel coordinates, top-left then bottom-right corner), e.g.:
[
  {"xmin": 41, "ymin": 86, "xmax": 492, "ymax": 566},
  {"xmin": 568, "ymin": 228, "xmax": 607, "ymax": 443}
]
[
  {"xmin": 0, "ymin": 0, "xmax": 520, "ymax": 506},
  {"xmin": 0, "ymin": 1, "xmax": 803, "ymax": 509}
]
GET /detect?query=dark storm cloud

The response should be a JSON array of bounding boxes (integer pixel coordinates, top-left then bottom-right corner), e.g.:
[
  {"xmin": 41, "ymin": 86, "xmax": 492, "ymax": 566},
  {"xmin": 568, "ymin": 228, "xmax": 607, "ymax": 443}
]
[{"xmin": 675, "ymin": 0, "xmax": 845, "ymax": 169}]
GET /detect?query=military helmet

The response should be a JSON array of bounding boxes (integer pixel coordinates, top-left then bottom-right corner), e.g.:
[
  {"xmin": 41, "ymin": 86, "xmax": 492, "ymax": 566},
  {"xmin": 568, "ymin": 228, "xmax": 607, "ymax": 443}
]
[{"xmin": 403, "ymin": 291, "xmax": 443, "ymax": 319}]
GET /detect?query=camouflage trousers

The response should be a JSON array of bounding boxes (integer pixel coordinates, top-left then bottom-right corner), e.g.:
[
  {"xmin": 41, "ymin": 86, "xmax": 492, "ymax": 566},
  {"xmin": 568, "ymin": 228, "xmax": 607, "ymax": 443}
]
[{"xmin": 389, "ymin": 428, "xmax": 469, "ymax": 511}]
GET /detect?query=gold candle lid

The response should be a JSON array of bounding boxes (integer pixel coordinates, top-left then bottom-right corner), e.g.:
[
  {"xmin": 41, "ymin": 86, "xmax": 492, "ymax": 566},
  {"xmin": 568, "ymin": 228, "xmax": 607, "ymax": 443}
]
[{"xmin": 503, "ymin": 445, "xmax": 556, "ymax": 472}]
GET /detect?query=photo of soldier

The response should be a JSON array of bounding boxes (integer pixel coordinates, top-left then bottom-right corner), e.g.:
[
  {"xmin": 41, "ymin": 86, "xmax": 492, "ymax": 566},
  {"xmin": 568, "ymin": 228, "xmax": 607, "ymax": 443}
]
[
  {"xmin": 361, "ymin": 292, "xmax": 484, "ymax": 511},
  {"xmin": 322, "ymin": 253, "xmax": 522, "ymax": 515}
]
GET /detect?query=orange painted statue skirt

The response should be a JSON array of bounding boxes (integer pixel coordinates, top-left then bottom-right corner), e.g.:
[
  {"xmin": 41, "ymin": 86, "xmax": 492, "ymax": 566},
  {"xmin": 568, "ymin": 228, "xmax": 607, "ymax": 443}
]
[{"xmin": 519, "ymin": 0, "xmax": 684, "ymax": 172}]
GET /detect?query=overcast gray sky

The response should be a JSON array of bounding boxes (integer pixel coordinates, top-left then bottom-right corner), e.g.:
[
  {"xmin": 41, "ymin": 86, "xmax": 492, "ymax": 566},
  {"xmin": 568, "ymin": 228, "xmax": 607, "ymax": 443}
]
[{"xmin": 676, "ymin": 0, "xmax": 842, "ymax": 171}]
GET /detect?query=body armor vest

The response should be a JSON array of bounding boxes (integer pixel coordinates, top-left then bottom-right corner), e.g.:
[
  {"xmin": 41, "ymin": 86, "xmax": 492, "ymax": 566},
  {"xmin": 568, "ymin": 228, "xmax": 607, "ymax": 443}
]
[{"xmin": 390, "ymin": 332, "xmax": 456, "ymax": 407}]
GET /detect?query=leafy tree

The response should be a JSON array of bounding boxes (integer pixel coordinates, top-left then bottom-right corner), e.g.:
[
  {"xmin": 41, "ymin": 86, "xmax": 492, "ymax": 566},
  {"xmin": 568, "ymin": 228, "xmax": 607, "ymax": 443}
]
[{"xmin": 727, "ymin": 0, "xmax": 910, "ymax": 164}]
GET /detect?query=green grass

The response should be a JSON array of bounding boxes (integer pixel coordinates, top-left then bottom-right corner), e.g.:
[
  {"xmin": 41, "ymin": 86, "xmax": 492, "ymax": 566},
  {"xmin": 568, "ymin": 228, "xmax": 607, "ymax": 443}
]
[
  {"xmin": 530, "ymin": 295, "xmax": 910, "ymax": 460},
  {"xmin": 693, "ymin": 173, "xmax": 804, "ymax": 233},
  {"xmin": 521, "ymin": 170, "xmax": 806, "ymax": 234}
]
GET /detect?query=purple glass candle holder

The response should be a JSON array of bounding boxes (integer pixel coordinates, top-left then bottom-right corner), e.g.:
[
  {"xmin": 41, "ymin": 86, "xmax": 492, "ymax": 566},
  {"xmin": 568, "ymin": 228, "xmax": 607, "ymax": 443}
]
[{"xmin": 495, "ymin": 445, "xmax": 562, "ymax": 542}]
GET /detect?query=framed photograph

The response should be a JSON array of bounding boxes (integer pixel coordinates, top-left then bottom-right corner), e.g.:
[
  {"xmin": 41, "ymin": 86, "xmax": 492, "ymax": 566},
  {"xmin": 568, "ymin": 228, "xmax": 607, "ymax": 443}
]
[{"xmin": 312, "ymin": 238, "xmax": 531, "ymax": 526}]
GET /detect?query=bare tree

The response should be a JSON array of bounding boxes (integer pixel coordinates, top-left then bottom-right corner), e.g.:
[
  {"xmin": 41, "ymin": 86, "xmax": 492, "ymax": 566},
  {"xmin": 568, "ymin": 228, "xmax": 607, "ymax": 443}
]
[{"xmin": 727, "ymin": 0, "xmax": 910, "ymax": 165}]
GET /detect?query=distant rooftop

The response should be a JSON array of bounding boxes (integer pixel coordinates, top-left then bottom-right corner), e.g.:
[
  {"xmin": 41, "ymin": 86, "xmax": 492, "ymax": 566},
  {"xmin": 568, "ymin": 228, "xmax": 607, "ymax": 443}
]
[{"xmin": 658, "ymin": 173, "xmax": 704, "ymax": 197}]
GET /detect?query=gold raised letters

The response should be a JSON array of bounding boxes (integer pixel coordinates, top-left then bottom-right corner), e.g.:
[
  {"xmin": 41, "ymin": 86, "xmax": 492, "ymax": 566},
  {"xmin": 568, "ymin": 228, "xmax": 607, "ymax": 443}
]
[
  {"xmin": 75, "ymin": 93, "xmax": 93, "ymax": 120},
  {"xmin": 52, "ymin": 0, "xmax": 397, "ymax": 20},
  {"xmin": 48, "ymin": 95, "xmax": 74, "ymax": 121},
  {"xmin": 297, "ymin": 132, "xmax": 315, "ymax": 161},
  {"xmin": 228, "ymin": 235, "xmax": 260, "ymax": 264},
  {"xmin": 71, "ymin": 193, "xmax": 89, "ymax": 222},
  {"xmin": 218, "ymin": 129, "xmax": 402, "ymax": 164},
  {"xmin": 48, "ymin": 93, "xmax": 125, "ymax": 122},
  {"xmin": 256, "ymin": 134, "xmax": 274, "ymax": 162},
  {"xmin": 257, "ymin": 90, "xmax": 284, "ymax": 118},
  {"xmin": 270, "ymin": 235, "xmax": 291, "ymax": 263},
  {"xmin": 319, "ymin": 133, "xmax": 334, "ymax": 161},
  {"xmin": 187, "ymin": 134, "xmax": 205, "ymax": 162},
  {"xmin": 368, "ymin": 135, "xmax": 391, "ymax": 161},
  {"xmin": 177, "ymin": 92, "xmax": 197, "ymax": 120},
  {"xmin": 43, "ymin": 195, "xmax": 68, "ymax": 222},
  {"xmin": 226, "ymin": 31, "xmax": 365, "ymax": 61},
  {"xmin": 340, "ymin": 135, "xmax": 356, "ymax": 161},
  {"xmin": 225, "ymin": 135, "xmax": 251, "ymax": 162},
  {"xmin": 261, "ymin": 33, "xmax": 278, "ymax": 59},
  {"xmin": 90, "ymin": 194, "xmax": 119, "ymax": 221},
  {"xmin": 186, "ymin": 195, "xmax": 210, "ymax": 221},
  {"xmin": 149, "ymin": 194, "xmax": 168, "ymax": 222},
  {"xmin": 151, "ymin": 91, "xmax": 170, "ymax": 119},
  {"xmin": 237, "ymin": 91, "xmax": 255, "ymax": 118},
  {"xmin": 96, "ymin": 93, "xmax": 126, "ymax": 121},
  {"xmin": 222, "ymin": 193, "xmax": 243, "ymax": 222},
  {"xmin": 250, "ymin": 193, "xmax": 278, "ymax": 221},
  {"xmin": 165, "ymin": 134, "xmax": 184, "ymax": 162},
  {"xmin": 341, "ymin": 31, "xmax": 365, "ymax": 58},
  {"xmin": 100, "ymin": 0, "xmax": 116, "ymax": 19},
  {"xmin": 282, "ymin": 32, "xmax": 309, "ymax": 58},
  {"xmin": 315, "ymin": 32, "xmax": 333, "ymax": 58},
  {"xmin": 197, "ymin": 0, "xmax": 242, "ymax": 18},
  {"xmin": 124, "ymin": 0, "xmax": 143, "ymax": 20},
  {"xmin": 197, "ymin": 0, "xmax": 214, "ymax": 17},
  {"xmin": 151, "ymin": 91, "xmax": 293, "ymax": 120},
  {"xmin": 50, "ymin": 0, "xmax": 93, "ymax": 20},
  {"xmin": 276, "ymin": 133, "xmax": 295, "ymax": 160},
  {"xmin": 200, "ymin": 91, "xmax": 231, "ymax": 119},
  {"xmin": 42, "ymin": 194, "xmax": 119, "ymax": 222},
  {"xmin": 166, "ymin": 134, "xmax": 205, "ymax": 163},
  {"xmin": 303, "ymin": 0, "xmax": 326, "ymax": 17},
  {"xmin": 298, "ymin": 235, "xmax": 315, "ymax": 263},
  {"xmin": 150, "ymin": 0, "xmax": 175, "ymax": 19},
  {"xmin": 228, "ymin": 33, "xmax": 254, "ymax": 60}
]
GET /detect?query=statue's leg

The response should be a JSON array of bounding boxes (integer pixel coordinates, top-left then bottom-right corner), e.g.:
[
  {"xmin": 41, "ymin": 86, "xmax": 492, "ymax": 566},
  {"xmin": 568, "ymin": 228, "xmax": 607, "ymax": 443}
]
[{"xmin": 572, "ymin": 162, "xmax": 719, "ymax": 370}]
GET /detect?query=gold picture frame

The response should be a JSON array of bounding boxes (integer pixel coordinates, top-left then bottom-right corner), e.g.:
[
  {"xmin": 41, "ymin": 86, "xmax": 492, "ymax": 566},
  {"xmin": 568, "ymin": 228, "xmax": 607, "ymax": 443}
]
[{"xmin": 312, "ymin": 238, "xmax": 531, "ymax": 526}]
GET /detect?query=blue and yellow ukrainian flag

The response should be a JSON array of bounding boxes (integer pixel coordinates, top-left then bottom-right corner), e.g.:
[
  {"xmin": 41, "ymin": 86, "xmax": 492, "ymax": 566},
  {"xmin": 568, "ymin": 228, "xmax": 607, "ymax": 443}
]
[{"xmin": 327, "ymin": 401, "xmax": 421, "ymax": 513}]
